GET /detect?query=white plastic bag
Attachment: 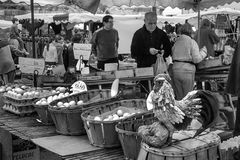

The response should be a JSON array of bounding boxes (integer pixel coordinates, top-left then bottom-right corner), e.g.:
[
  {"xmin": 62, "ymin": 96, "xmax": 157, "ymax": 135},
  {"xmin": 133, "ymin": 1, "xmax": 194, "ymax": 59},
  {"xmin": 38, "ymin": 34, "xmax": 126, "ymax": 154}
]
[{"xmin": 153, "ymin": 54, "xmax": 168, "ymax": 75}]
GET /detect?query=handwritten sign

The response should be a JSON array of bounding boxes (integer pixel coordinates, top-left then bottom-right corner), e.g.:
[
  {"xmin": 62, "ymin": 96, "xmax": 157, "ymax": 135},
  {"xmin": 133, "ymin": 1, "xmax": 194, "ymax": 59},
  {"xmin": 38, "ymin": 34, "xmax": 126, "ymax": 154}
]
[
  {"xmin": 71, "ymin": 81, "xmax": 87, "ymax": 93},
  {"xmin": 73, "ymin": 43, "xmax": 92, "ymax": 60},
  {"xmin": 19, "ymin": 57, "xmax": 45, "ymax": 75}
]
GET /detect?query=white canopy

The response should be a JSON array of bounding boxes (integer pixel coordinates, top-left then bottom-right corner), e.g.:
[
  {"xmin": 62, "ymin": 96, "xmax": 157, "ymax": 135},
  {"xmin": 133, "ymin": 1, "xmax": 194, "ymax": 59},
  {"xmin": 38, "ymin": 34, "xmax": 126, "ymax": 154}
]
[
  {"xmin": 0, "ymin": 20, "xmax": 12, "ymax": 29},
  {"xmin": 16, "ymin": 13, "xmax": 188, "ymax": 54}
]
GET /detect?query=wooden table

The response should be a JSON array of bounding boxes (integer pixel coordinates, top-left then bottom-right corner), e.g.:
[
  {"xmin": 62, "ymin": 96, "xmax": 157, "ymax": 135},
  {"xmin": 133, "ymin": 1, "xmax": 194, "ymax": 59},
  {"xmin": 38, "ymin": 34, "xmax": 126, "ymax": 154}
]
[
  {"xmin": 0, "ymin": 106, "xmax": 123, "ymax": 160},
  {"xmin": 43, "ymin": 76, "xmax": 154, "ymax": 91}
]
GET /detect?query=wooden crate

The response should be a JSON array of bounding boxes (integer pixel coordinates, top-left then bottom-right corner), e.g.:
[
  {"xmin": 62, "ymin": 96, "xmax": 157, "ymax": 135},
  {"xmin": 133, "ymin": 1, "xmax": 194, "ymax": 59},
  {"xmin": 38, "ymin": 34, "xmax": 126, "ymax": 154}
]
[
  {"xmin": 114, "ymin": 70, "xmax": 134, "ymax": 78},
  {"xmin": 134, "ymin": 67, "xmax": 154, "ymax": 77}
]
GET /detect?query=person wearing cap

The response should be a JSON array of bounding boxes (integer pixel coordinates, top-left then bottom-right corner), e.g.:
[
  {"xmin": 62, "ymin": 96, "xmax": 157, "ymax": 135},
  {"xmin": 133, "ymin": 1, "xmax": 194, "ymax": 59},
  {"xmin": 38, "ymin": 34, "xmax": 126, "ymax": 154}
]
[
  {"xmin": 131, "ymin": 12, "xmax": 172, "ymax": 94},
  {"xmin": 90, "ymin": 15, "xmax": 119, "ymax": 70},
  {"xmin": 172, "ymin": 24, "xmax": 207, "ymax": 100}
]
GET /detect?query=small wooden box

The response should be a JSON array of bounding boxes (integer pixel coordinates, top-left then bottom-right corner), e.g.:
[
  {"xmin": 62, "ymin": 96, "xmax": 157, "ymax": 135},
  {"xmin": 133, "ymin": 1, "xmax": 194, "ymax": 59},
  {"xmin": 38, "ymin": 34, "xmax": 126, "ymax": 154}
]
[
  {"xmin": 114, "ymin": 70, "xmax": 134, "ymax": 79},
  {"xmin": 77, "ymin": 75, "xmax": 102, "ymax": 81},
  {"xmin": 134, "ymin": 67, "xmax": 154, "ymax": 77},
  {"xmin": 96, "ymin": 71, "xmax": 115, "ymax": 79}
]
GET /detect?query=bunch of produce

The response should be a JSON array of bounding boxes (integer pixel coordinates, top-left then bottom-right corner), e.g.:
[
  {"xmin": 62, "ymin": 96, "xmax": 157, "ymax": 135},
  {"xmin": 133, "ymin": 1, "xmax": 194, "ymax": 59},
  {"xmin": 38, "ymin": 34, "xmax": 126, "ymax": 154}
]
[
  {"xmin": 220, "ymin": 135, "xmax": 240, "ymax": 150},
  {"xmin": 50, "ymin": 99, "xmax": 84, "ymax": 109},
  {"xmin": 0, "ymin": 84, "xmax": 29, "ymax": 94},
  {"xmin": 36, "ymin": 92, "xmax": 68, "ymax": 105},
  {"xmin": 90, "ymin": 108, "xmax": 140, "ymax": 122}
]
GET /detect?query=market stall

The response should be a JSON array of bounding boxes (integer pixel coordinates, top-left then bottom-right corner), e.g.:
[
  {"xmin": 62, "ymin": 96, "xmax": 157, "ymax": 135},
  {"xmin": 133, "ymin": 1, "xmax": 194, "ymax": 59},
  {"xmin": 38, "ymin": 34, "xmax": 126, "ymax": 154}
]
[{"xmin": 1, "ymin": 1, "xmax": 240, "ymax": 160}]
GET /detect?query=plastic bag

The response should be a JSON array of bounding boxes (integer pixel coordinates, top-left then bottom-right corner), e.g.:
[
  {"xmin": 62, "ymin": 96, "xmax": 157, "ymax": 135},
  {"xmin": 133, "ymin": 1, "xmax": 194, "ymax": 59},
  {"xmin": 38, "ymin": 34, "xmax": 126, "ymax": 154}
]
[{"xmin": 153, "ymin": 54, "xmax": 168, "ymax": 75}]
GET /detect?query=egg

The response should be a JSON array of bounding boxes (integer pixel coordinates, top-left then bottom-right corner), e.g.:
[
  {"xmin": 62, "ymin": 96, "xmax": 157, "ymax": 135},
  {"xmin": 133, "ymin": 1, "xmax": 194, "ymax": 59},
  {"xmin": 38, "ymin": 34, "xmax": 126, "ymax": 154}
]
[
  {"xmin": 41, "ymin": 101, "xmax": 48, "ymax": 105},
  {"xmin": 69, "ymin": 101, "xmax": 76, "ymax": 107},
  {"xmin": 123, "ymin": 112, "xmax": 130, "ymax": 118},
  {"xmin": 77, "ymin": 100, "xmax": 84, "ymax": 105},
  {"xmin": 57, "ymin": 102, "xmax": 63, "ymax": 107},
  {"xmin": 94, "ymin": 116, "xmax": 102, "ymax": 121},
  {"xmin": 63, "ymin": 102, "xmax": 70, "ymax": 107},
  {"xmin": 117, "ymin": 109, "xmax": 124, "ymax": 117},
  {"xmin": 34, "ymin": 92, "xmax": 40, "ymax": 97},
  {"xmin": 47, "ymin": 96, "xmax": 53, "ymax": 104}
]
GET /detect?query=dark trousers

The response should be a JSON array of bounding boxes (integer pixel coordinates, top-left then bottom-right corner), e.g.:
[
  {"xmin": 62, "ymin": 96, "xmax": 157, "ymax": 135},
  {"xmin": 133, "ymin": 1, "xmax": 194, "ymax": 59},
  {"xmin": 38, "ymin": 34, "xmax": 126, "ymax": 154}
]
[
  {"xmin": 234, "ymin": 97, "xmax": 240, "ymax": 136},
  {"xmin": 97, "ymin": 57, "xmax": 118, "ymax": 70},
  {"xmin": 0, "ymin": 70, "xmax": 15, "ymax": 84}
]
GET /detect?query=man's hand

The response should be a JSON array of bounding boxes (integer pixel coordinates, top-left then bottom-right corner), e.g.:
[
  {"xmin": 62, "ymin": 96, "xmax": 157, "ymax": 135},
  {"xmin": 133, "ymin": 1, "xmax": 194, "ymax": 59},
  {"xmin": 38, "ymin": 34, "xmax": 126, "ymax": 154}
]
[{"xmin": 149, "ymin": 48, "xmax": 159, "ymax": 55}]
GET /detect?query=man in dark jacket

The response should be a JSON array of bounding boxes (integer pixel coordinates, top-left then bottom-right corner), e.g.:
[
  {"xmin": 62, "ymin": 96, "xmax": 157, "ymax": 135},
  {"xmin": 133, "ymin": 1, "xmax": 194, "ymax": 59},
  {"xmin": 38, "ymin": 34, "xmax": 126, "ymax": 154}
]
[{"xmin": 131, "ymin": 12, "xmax": 172, "ymax": 94}]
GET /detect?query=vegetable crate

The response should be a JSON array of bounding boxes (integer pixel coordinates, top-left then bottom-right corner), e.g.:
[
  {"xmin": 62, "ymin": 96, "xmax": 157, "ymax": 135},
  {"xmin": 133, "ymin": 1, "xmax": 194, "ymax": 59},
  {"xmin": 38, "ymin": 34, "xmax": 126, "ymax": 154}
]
[
  {"xmin": 81, "ymin": 99, "xmax": 148, "ymax": 148},
  {"xmin": 49, "ymin": 89, "xmax": 118, "ymax": 135},
  {"xmin": 138, "ymin": 131, "xmax": 221, "ymax": 160},
  {"xmin": 115, "ymin": 112, "xmax": 155, "ymax": 160}
]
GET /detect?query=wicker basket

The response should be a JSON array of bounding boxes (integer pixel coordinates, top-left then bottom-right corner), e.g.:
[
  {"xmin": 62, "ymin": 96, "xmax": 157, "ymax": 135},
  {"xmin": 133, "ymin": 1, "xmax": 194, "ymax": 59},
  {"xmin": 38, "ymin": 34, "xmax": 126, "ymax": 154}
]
[
  {"xmin": 115, "ymin": 112, "xmax": 155, "ymax": 160},
  {"xmin": 138, "ymin": 132, "xmax": 220, "ymax": 160},
  {"xmin": 81, "ymin": 99, "xmax": 148, "ymax": 148},
  {"xmin": 33, "ymin": 100, "xmax": 53, "ymax": 125},
  {"xmin": 49, "ymin": 89, "xmax": 118, "ymax": 135}
]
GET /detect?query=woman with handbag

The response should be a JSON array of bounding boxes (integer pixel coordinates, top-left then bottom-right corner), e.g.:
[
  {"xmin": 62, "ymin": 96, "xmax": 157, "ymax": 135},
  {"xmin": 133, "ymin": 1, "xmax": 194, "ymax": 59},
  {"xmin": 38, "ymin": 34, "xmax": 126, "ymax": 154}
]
[{"xmin": 171, "ymin": 24, "xmax": 207, "ymax": 100}]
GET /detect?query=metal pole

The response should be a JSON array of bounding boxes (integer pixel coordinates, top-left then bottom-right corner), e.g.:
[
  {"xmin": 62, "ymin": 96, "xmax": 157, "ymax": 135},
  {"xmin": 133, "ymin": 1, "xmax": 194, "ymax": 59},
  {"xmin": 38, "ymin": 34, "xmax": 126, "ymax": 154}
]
[
  {"xmin": 197, "ymin": 2, "xmax": 201, "ymax": 45},
  {"xmin": 30, "ymin": 0, "xmax": 36, "ymax": 58}
]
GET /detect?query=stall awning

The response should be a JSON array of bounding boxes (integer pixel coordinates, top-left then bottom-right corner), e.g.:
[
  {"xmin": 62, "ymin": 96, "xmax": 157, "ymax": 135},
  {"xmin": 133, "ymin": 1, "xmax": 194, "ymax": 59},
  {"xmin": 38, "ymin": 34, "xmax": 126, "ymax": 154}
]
[{"xmin": 1, "ymin": 0, "xmax": 240, "ymax": 14}]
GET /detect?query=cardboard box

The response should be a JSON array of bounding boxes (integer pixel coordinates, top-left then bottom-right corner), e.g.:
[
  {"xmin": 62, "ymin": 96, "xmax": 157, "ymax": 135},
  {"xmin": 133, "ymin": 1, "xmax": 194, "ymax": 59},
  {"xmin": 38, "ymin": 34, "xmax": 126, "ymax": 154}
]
[
  {"xmin": 13, "ymin": 148, "xmax": 40, "ymax": 160},
  {"xmin": 114, "ymin": 70, "xmax": 134, "ymax": 78},
  {"xmin": 134, "ymin": 67, "xmax": 154, "ymax": 77},
  {"xmin": 13, "ymin": 139, "xmax": 40, "ymax": 160},
  {"xmin": 104, "ymin": 63, "xmax": 118, "ymax": 71}
]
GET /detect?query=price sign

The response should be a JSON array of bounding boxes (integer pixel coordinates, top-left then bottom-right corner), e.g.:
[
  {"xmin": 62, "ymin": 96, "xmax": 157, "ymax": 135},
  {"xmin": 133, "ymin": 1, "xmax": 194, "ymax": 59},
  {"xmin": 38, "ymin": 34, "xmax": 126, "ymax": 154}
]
[
  {"xmin": 73, "ymin": 43, "xmax": 92, "ymax": 60},
  {"xmin": 71, "ymin": 81, "xmax": 87, "ymax": 93},
  {"xmin": 19, "ymin": 57, "xmax": 45, "ymax": 75}
]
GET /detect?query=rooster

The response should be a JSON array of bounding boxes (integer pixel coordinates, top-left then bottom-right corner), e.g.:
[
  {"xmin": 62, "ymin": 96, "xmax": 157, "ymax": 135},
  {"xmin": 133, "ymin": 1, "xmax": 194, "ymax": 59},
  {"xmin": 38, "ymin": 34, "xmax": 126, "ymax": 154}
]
[{"xmin": 139, "ymin": 74, "xmax": 219, "ymax": 148}]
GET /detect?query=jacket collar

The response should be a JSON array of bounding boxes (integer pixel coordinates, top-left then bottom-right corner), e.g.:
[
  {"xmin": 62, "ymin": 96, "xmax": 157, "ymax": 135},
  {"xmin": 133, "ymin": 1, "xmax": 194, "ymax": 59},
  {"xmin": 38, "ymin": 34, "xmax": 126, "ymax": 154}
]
[{"xmin": 142, "ymin": 24, "xmax": 158, "ymax": 34}]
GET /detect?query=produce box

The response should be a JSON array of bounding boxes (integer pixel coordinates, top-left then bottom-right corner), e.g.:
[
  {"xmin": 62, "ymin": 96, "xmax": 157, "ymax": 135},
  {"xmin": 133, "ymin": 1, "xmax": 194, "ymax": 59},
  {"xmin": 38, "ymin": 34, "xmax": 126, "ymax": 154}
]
[
  {"xmin": 114, "ymin": 69, "xmax": 134, "ymax": 78},
  {"xmin": 96, "ymin": 71, "xmax": 115, "ymax": 79},
  {"xmin": 13, "ymin": 139, "xmax": 40, "ymax": 160},
  {"xmin": 134, "ymin": 67, "xmax": 154, "ymax": 77},
  {"xmin": 76, "ymin": 75, "xmax": 102, "ymax": 81},
  {"xmin": 81, "ymin": 99, "xmax": 148, "ymax": 148}
]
